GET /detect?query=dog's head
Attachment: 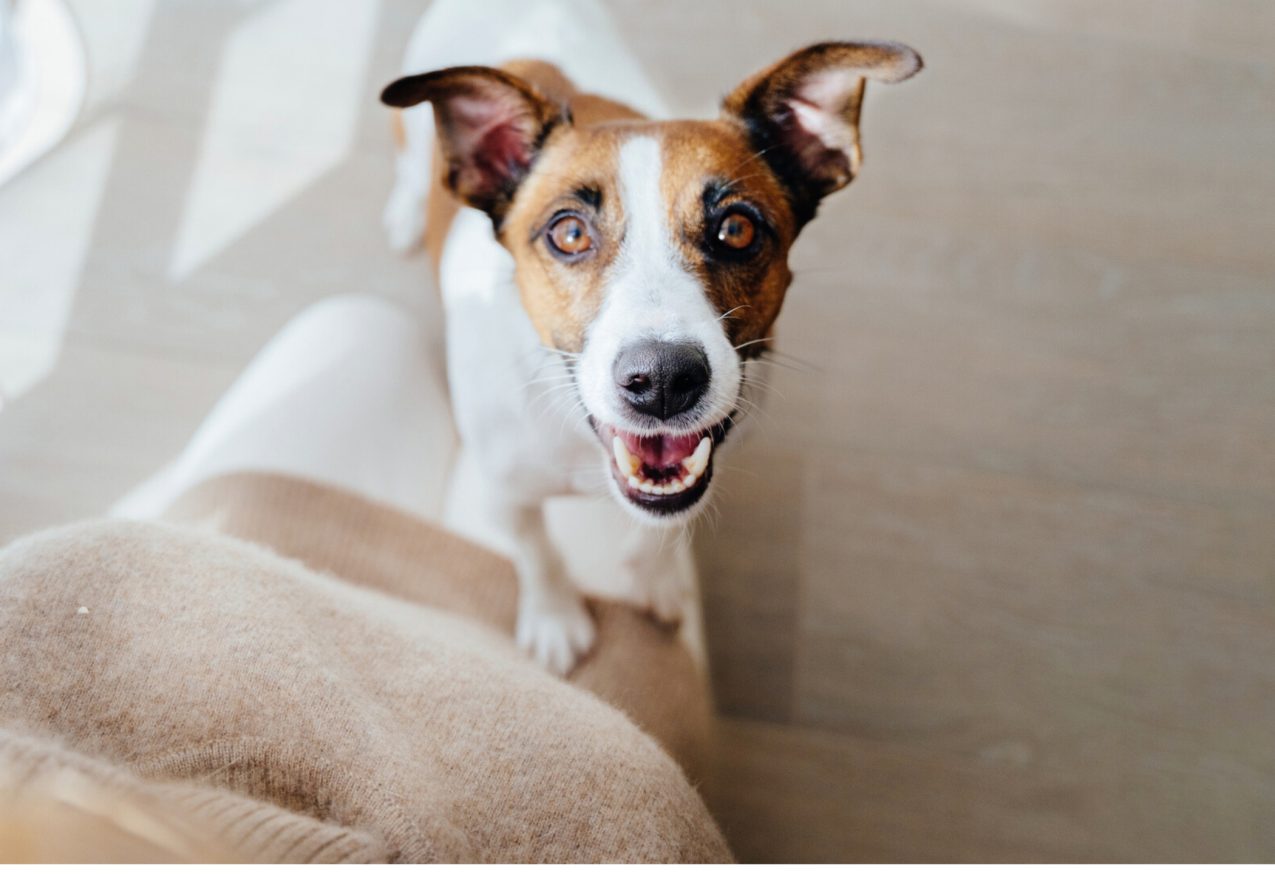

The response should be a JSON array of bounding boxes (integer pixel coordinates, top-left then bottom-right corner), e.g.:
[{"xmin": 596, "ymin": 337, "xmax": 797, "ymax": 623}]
[{"xmin": 383, "ymin": 42, "xmax": 921, "ymax": 523}]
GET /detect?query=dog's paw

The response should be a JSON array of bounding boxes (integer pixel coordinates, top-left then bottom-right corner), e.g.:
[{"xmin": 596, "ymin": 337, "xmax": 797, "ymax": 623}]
[
  {"xmin": 646, "ymin": 572, "xmax": 690, "ymax": 625},
  {"xmin": 623, "ymin": 564, "xmax": 690, "ymax": 626},
  {"xmin": 382, "ymin": 183, "xmax": 427, "ymax": 254},
  {"xmin": 516, "ymin": 590, "xmax": 596, "ymax": 676}
]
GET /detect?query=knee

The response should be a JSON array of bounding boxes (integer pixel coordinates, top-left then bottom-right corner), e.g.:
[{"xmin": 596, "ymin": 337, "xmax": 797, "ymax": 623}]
[
  {"xmin": 0, "ymin": 520, "xmax": 200, "ymax": 608},
  {"xmin": 254, "ymin": 295, "xmax": 435, "ymax": 390}
]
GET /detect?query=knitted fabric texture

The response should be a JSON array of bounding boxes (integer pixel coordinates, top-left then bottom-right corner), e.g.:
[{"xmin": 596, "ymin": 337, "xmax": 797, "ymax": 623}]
[{"xmin": 0, "ymin": 473, "xmax": 729, "ymax": 862}]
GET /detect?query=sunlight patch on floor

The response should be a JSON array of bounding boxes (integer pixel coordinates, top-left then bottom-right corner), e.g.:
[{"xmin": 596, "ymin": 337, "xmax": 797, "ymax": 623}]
[
  {"xmin": 167, "ymin": 0, "xmax": 379, "ymax": 280},
  {"xmin": 0, "ymin": 118, "xmax": 118, "ymax": 403}
]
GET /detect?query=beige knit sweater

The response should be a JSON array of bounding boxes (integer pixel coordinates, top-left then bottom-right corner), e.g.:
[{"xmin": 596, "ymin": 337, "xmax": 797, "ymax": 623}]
[{"xmin": 0, "ymin": 473, "xmax": 730, "ymax": 862}]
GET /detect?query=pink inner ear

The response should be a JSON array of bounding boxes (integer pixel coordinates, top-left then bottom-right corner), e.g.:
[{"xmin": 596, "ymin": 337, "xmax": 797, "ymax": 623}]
[
  {"xmin": 445, "ymin": 91, "xmax": 539, "ymax": 200},
  {"xmin": 776, "ymin": 69, "xmax": 863, "ymax": 187},
  {"xmin": 473, "ymin": 122, "xmax": 535, "ymax": 180},
  {"xmin": 775, "ymin": 106, "xmax": 852, "ymax": 190},
  {"xmin": 794, "ymin": 69, "xmax": 859, "ymax": 113}
]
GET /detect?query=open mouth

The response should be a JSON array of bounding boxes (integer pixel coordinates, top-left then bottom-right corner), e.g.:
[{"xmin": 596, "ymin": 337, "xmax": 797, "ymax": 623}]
[{"xmin": 599, "ymin": 419, "xmax": 732, "ymax": 517}]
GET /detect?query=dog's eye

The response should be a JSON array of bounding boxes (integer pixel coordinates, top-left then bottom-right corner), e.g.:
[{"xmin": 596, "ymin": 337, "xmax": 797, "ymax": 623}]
[
  {"xmin": 716, "ymin": 213, "xmax": 756, "ymax": 250},
  {"xmin": 547, "ymin": 214, "xmax": 593, "ymax": 258}
]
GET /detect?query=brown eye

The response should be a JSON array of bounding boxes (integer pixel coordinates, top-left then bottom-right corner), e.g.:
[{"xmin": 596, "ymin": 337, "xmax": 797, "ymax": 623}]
[
  {"xmin": 547, "ymin": 214, "xmax": 593, "ymax": 257},
  {"xmin": 716, "ymin": 213, "xmax": 755, "ymax": 250}
]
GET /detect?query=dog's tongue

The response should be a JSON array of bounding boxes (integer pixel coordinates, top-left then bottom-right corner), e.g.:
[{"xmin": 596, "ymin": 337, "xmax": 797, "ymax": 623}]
[{"xmin": 621, "ymin": 430, "xmax": 704, "ymax": 470}]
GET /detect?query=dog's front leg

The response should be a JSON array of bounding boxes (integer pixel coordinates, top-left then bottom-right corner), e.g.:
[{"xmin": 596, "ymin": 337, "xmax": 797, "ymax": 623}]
[
  {"xmin": 497, "ymin": 501, "xmax": 596, "ymax": 675},
  {"xmin": 618, "ymin": 524, "xmax": 692, "ymax": 625}
]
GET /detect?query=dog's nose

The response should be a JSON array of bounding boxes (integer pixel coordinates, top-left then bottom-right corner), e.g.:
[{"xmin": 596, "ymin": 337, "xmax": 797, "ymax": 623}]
[{"xmin": 613, "ymin": 340, "xmax": 711, "ymax": 421}]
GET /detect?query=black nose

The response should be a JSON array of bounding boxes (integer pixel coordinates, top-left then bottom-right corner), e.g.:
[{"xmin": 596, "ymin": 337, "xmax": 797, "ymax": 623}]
[{"xmin": 613, "ymin": 340, "xmax": 711, "ymax": 421}]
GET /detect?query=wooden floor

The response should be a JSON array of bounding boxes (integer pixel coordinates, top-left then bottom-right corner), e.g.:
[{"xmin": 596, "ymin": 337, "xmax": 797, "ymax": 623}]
[{"xmin": 2, "ymin": 0, "xmax": 1274, "ymax": 862}]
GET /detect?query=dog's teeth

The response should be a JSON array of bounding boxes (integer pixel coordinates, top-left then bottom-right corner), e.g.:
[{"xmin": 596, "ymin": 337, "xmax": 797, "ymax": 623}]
[
  {"xmin": 628, "ymin": 475, "xmax": 690, "ymax": 498},
  {"xmin": 612, "ymin": 435, "xmax": 640, "ymax": 476},
  {"xmin": 682, "ymin": 473, "xmax": 698, "ymax": 487},
  {"xmin": 684, "ymin": 436, "xmax": 712, "ymax": 477}
]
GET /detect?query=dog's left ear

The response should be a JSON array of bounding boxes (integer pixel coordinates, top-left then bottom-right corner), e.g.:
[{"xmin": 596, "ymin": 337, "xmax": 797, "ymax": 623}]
[
  {"xmin": 722, "ymin": 41, "xmax": 922, "ymax": 224},
  {"xmin": 381, "ymin": 66, "xmax": 565, "ymax": 223}
]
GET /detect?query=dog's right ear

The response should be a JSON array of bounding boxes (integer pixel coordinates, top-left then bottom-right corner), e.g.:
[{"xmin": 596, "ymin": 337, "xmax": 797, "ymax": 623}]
[
  {"xmin": 381, "ymin": 66, "xmax": 565, "ymax": 223},
  {"xmin": 722, "ymin": 41, "xmax": 922, "ymax": 227}
]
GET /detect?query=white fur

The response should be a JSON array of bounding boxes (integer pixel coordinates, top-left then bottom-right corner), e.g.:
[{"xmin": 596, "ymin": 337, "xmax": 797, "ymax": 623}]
[
  {"xmin": 577, "ymin": 136, "xmax": 741, "ymax": 439},
  {"xmin": 390, "ymin": 0, "xmax": 716, "ymax": 675}
]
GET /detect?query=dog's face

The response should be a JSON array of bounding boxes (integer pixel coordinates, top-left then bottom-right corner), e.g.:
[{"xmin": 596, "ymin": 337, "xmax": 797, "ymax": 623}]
[{"xmin": 383, "ymin": 42, "xmax": 921, "ymax": 523}]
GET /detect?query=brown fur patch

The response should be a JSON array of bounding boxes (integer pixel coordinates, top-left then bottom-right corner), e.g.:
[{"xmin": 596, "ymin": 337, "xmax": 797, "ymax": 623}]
[
  {"xmin": 418, "ymin": 61, "xmax": 646, "ymax": 305},
  {"xmin": 393, "ymin": 41, "xmax": 921, "ymax": 348},
  {"xmin": 501, "ymin": 125, "xmax": 630, "ymax": 351},
  {"xmin": 405, "ymin": 58, "xmax": 846, "ymax": 354},
  {"xmin": 389, "ymin": 109, "xmax": 406, "ymax": 150},
  {"xmin": 499, "ymin": 116, "xmax": 804, "ymax": 352},
  {"xmin": 656, "ymin": 121, "xmax": 796, "ymax": 352},
  {"xmin": 485, "ymin": 63, "xmax": 648, "ymax": 351},
  {"xmin": 423, "ymin": 140, "xmax": 459, "ymax": 275}
]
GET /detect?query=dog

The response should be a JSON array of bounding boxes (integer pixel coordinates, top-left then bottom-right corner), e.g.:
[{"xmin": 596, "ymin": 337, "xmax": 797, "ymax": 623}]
[{"xmin": 381, "ymin": 0, "xmax": 921, "ymax": 674}]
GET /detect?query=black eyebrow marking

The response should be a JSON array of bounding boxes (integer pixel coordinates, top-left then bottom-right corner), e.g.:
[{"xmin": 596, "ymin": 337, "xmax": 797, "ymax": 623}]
[
  {"xmin": 703, "ymin": 177, "xmax": 779, "ymax": 234},
  {"xmin": 703, "ymin": 179, "xmax": 734, "ymax": 212},
  {"xmin": 573, "ymin": 185, "xmax": 602, "ymax": 209}
]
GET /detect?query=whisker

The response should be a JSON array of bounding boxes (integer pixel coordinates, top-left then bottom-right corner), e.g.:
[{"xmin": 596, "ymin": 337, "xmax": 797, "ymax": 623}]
[
  {"xmin": 739, "ymin": 377, "xmax": 783, "ymax": 403},
  {"xmin": 749, "ymin": 358, "xmax": 809, "ymax": 375},
  {"xmin": 739, "ymin": 378, "xmax": 776, "ymax": 397},
  {"xmin": 719, "ymin": 170, "xmax": 772, "ymax": 191},
  {"xmin": 754, "ymin": 350, "xmax": 820, "ymax": 374},
  {"xmin": 739, "ymin": 369, "xmax": 778, "ymax": 389},
  {"xmin": 734, "ymin": 396, "xmax": 776, "ymax": 423},
  {"xmin": 528, "ymin": 385, "xmax": 579, "ymax": 409},
  {"xmin": 520, "ymin": 373, "xmax": 576, "ymax": 386},
  {"xmin": 721, "ymin": 142, "xmax": 782, "ymax": 183},
  {"xmin": 539, "ymin": 344, "xmax": 581, "ymax": 360}
]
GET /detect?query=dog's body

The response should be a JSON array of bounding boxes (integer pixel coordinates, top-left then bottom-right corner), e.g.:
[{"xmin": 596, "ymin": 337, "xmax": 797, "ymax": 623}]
[{"xmin": 384, "ymin": 0, "xmax": 920, "ymax": 674}]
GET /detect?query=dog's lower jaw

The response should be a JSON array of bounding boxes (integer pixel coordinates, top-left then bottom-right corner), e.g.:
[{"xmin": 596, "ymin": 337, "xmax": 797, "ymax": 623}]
[{"xmin": 595, "ymin": 415, "xmax": 734, "ymax": 525}]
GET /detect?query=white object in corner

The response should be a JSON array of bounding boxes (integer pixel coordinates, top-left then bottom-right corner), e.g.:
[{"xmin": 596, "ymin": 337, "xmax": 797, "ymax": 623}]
[{"xmin": 0, "ymin": 0, "xmax": 85, "ymax": 189}]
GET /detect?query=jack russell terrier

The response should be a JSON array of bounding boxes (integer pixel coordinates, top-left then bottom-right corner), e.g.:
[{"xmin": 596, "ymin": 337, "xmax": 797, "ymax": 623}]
[{"xmin": 381, "ymin": 1, "xmax": 921, "ymax": 675}]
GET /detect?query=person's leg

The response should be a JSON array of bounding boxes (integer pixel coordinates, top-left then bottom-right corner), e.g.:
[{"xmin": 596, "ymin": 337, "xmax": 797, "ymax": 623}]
[{"xmin": 112, "ymin": 294, "xmax": 456, "ymax": 522}]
